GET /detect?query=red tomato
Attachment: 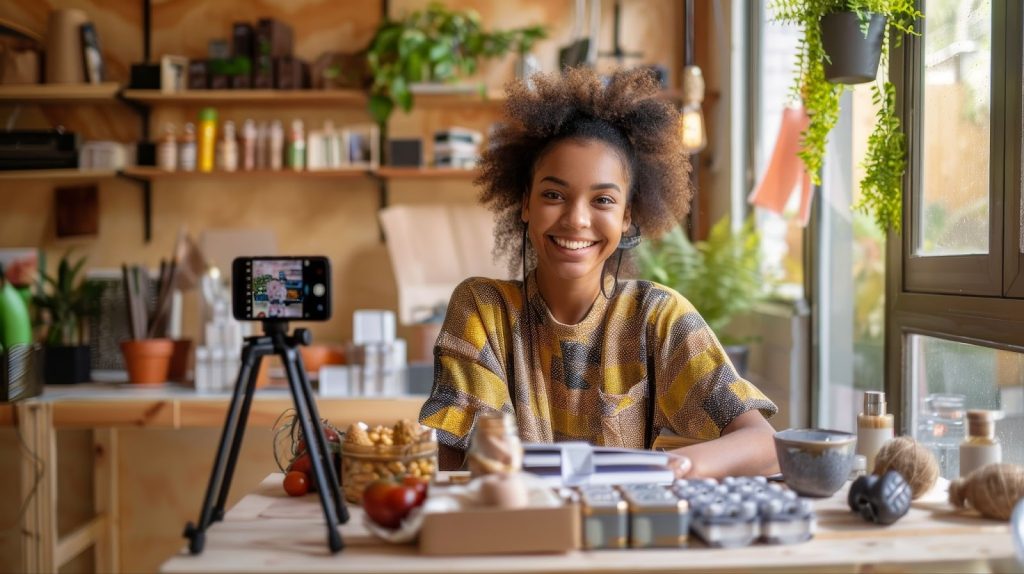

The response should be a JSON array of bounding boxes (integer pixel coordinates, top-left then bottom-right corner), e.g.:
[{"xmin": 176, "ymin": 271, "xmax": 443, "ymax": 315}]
[
  {"xmin": 283, "ymin": 471, "xmax": 309, "ymax": 497},
  {"xmin": 363, "ymin": 481, "xmax": 402, "ymax": 528},
  {"xmin": 386, "ymin": 485, "xmax": 420, "ymax": 520},
  {"xmin": 401, "ymin": 476, "xmax": 429, "ymax": 505},
  {"xmin": 289, "ymin": 452, "xmax": 312, "ymax": 475}
]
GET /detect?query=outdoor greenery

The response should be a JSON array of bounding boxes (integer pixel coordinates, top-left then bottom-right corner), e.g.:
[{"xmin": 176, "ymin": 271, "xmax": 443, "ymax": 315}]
[
  {"xmin": 33, "ymin": 253, "xmax": 104, "ymax": 347},
  {"xmin": 634, "ymin": 218, "xmax": 767, "ymax": 344},
  {"xmin": 770, "ymin": 0, "xmax": 924, "ymax": 232},
  {"xmin": 366, "ymin": 3, "xmax": 547, "ymax": 125}
]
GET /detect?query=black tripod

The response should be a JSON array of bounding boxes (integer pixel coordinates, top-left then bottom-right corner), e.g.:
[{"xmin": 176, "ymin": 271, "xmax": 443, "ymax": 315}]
[{"xmin": 184, "ymin": 321, "xmax": 348, "ymax": 554}]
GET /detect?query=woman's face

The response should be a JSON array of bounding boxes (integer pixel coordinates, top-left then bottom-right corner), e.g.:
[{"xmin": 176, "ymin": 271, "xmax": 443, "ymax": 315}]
[{"xmin": 522, "ymin": 139, "xmax": 632, "ymax": 286}]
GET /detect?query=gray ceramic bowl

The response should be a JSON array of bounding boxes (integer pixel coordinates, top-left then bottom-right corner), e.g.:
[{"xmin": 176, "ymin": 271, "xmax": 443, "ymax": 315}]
[{"xmin": 774, "ymin": 428, "xmax": 857, "ymax": 498}]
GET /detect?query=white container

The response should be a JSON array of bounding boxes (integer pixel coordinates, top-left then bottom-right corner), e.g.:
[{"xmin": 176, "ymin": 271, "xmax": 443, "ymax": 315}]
[
  {"xmin": 353, "ymin": 309, "xmax": 396, "ymax": 344},
  {"xmin": 856, "ymin": 391, "xmax": 894, "ymax": 473},
  {"xmin": 960, "ymin": 410, "xmax": 1002, "ymax": 477}
]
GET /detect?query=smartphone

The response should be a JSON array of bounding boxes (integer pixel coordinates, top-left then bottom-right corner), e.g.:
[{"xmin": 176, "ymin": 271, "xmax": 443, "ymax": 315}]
[{"xmin": 231, "ymin": 256, "xmax": 331, "ymax": 321}]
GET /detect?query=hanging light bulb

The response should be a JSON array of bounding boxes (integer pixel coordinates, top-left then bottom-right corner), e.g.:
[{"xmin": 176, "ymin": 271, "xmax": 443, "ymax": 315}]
[{"xmin": 680, "ymin": 64, "xmax": 707, "ymax": 153}]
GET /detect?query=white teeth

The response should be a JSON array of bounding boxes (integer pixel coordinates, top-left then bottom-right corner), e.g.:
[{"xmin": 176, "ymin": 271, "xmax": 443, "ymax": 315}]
[{"xmin": 552, "ymin": 237, "xmax": 597, "ymax": 250}]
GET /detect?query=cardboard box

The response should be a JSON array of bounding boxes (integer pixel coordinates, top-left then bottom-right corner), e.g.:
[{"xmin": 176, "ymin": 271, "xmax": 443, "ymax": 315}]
[{"xmin": 419, "ymin": 499, "xmax": 580, "ymax": 555}]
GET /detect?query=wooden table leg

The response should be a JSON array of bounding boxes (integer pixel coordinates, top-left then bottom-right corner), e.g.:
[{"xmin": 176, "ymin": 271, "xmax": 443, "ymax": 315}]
[
  {"xmin": 94, "ymin": 428, "xmax": 119, "ymax": 573},
  {"xmin": 18, "ymin": 402, "xmax": 56, "ymax": 573}
]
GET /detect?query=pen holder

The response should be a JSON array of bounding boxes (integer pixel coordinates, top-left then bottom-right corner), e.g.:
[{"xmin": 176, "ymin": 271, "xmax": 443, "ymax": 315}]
[
  {"xmin": 121, "ymin": 338, "xmax": 173, "ymax": 384},
  {"xmin": 1, "ymin": 344, "xmax": 44, "ymax": 402}
]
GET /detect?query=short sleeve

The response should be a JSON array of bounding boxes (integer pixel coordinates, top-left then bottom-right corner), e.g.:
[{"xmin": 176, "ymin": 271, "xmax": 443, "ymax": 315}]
[
  {"xmin": 647, "ymin": 287, "xmax": 778, "ymax": 441},
  {"xmin": 418, "ymin": 278, "xmax": 516, "ymax": 451}
]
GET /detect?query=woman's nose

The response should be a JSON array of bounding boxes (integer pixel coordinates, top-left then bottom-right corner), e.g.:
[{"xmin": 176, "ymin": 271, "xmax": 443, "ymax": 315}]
[{"xmin": 561, "ymin": 201, "xmax": 590, "ymax": 229}]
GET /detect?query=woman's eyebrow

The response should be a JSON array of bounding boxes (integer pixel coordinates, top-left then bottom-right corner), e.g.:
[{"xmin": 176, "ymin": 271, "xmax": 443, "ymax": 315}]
[
  {"xmin": 539, "ymin": 175, "xmax": 569, "ymax": 186},
  {"xmin": 540, "ymin": 175, "xmax": 622, "ymax": 194}
]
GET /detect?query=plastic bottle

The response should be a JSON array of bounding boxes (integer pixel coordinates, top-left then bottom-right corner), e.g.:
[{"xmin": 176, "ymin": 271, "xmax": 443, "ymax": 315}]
[
  {"xmin": 255, "ymin": 120, "xmax": 269, "ymax": 170},
  {"xmin": 179, "ymin": 122, "xmax": 197, "ymax": 172},
  {"xmin": 197, "ymin": 107, "xmax": 218, "ymax": 173},
  {"xmin": 269, "ymin": 120, "xmax": 284, "ymax": 171},
  {"xmin": 0, "ymin": 267, "xmax": 32, "ymax": 349},
  {"xmin": 157, "ymin": 123, "xmax": 177, "ymax": 171},
  {"xmin": 218, "ymin": 120, "xmax": 238, "ymax": 172},
  {"xmin": 241, "ymin": 119, "xmax": 257, "ymax": 171},
  {"xmin": 960, "ymin": 410, "xmax": 1002, "ymax": 477},
  {"xmin": 856, "ymin": 391, "xmax": 894, "ymax": 474},
  {"xmin": 288, "ymin": 119, "xmax": 306, "ymax": 171}
]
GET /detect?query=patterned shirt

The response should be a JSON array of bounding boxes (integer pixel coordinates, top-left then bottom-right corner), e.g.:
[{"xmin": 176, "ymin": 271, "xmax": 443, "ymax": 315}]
[{"xmin": 419, "ymin": 272, "xmax": 777, "ymax": 450}]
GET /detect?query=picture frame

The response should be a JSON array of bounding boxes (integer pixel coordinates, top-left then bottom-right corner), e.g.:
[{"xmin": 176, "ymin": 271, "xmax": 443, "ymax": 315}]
[
  {"xmin": 160, "ymin": 55, "xmax": 189, "ymax": 93},
  {"xmin": 342, "ymin": 124, "xmax": 380, "ymax": 169}
]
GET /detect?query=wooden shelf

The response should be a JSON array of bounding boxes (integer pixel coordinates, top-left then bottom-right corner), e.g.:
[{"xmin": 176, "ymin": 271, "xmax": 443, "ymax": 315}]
[
  {"xmin": 120, "ymin": 89, "xmax": 368, "ymax": 106},
  {"xmin": 0, "ymin": 168, "xmax": 117, "ymax": 180},
  {"xmin": 120, "ymin": 167, "xmax": 369, "ymax": 180},
  {"xmin": 374, "ymin": 167, "xmax": 479, "ymax": 179},
  {"xmin": 0, "ymin": 83, "xmax": 121, "ymax": 104}
]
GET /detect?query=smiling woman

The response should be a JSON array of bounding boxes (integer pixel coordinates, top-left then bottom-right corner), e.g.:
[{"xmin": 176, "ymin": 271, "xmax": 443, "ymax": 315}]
[{"xmin": 418, "ymin": 67, "xmax": 780, "ymax": 479}]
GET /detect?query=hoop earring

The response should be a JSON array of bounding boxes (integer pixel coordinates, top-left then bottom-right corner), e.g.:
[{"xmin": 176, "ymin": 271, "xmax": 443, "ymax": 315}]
[
  {"xmin": 600, "ymin": 250, "xmax": 625, "ymax": 300},
  {"xmin": 521, "ymin": 225, "xmax": 528, "ymax": 293}
]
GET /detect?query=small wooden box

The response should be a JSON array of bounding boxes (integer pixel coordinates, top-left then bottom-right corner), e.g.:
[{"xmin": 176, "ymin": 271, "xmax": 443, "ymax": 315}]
[{"xmin": 419, "ymin": 495, "xmax": 580, "ymax": 555}]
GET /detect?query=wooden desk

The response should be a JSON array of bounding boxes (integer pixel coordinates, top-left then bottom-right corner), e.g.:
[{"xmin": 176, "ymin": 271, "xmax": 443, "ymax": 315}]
[
  {"xmin": 161, "ymin": 474, "xmax": 1018, "ymax": 573},
  {"xmin": 2, "ymin": 384, "xmax": 425, "ymax": 573}
]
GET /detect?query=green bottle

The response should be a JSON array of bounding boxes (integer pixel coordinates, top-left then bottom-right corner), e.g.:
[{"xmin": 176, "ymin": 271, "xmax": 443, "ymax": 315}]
[{"xmin": 0, "ymin": 268, "xmax": 32, "ymax": 348}]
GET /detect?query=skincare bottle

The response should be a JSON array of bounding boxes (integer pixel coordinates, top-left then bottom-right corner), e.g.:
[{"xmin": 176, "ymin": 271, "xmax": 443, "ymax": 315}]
[
  {"xmin": 959, "ymin": 410, "xmax": 1002, "ymax": 477},
  {"xmin": 241, "ymin": 119, "xmax": 257, "ymax": 171},
  {"xmin": 288, "ymin": 119, "xmax": 305, "ymax": 171},
  {"xmin": 179, "ymin": 123, "xmax": 197, "ymax": 172},
  {"xmin": 197, "ymin": 107, "xmax": 218, "ymax": 173},
  {"xmin": 269, "ymin": 120, "xmax": 284, "ymax": 171},
  {"xmin": 157, "ymin": 123, "xmax": 177, "ymax": 172},
  {"xmin": 218, "ymin": 120, "xmax": 238, "ymax": 172},
  {"xmin": 856, "ymin": 391, "xmax": 894, "ymax": 473},
  {"xmin": 255, "ymin": 120, "xmax": 269, "ymax": 170}
]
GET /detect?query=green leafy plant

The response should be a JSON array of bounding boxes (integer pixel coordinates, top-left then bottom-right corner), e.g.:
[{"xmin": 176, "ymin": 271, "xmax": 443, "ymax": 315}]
[
  {"xmin": 634, "ymin": 217, "xmax": 767, "ymax": 343},
  {"xmin": 33, "ymin": 253, "xmax": 105, "ymax": 347},
  {"xmin": 366, "ymin": 3, "xmax": 547, "ymax": 125},
  {"xmin": 770, "ymin": 0, "xmax": 923, "ymax": 232}
]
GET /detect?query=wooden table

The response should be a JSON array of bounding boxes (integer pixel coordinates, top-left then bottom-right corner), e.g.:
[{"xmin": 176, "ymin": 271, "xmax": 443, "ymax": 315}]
[
  {"xmin": 1, "ymin": 384, "xmax": 425, "ymax": 574},
  {"xmin": 161, "ymin": 474, "xmax": 1019, "ymax": 573}
]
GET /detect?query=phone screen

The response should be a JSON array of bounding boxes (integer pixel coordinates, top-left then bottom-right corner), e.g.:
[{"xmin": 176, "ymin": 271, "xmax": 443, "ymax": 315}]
[{"xmin": 232, "ymin": 256, "xmax": 330, "ymax": 321}]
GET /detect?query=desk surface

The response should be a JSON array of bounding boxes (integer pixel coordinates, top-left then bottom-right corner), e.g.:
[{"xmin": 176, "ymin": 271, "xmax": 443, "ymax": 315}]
[
  {"xmin": 161, "ymin": 474, "xmax": 1017, "ymax": 574},
  {"xmin": 0, "ymin": 383, "xmax": 427, "ymax": 429}
]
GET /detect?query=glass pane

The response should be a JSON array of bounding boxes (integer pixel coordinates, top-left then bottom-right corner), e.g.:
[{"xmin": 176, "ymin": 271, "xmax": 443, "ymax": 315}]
[
  {"xmin": 909, "ymin": 335, "xmax": 1024, "ymax": 479},
  {"xmin": 919, "ymin": 0, "xmax": 991, "ymax": 256}
]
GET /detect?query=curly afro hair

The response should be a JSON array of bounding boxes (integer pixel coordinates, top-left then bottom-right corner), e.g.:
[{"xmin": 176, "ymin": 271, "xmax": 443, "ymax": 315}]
[{"xmin": 476, "ymin": 66, "xmax": 692, "ymax": 275}]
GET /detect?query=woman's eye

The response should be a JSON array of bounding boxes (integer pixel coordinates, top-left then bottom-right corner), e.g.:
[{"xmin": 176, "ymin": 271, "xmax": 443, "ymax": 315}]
[
  {"xmin": 594, "ymin": 196, "xmax": 615, "ymax": 205},
  {"xmin": 541, "ymin": 190, "xmax": 562, "ymax": 200}
]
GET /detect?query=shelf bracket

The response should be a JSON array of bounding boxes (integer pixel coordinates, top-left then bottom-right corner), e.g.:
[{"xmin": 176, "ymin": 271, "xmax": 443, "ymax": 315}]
[
  {"xmin": 371, "ymin": 172, "xmax": 388, "ymax": 243},
  {"xmin": 117, "ymin": 171, "xmax": 153, "ymax": 242}
]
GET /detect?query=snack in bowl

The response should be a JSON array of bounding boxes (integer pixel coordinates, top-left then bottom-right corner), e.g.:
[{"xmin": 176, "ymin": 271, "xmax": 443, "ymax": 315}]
[{"xmin": 341, "ymin": 420, "xmax": 438, "ymax": 504}]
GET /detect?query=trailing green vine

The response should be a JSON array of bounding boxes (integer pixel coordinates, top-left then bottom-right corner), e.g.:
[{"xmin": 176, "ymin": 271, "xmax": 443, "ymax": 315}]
[{"xmin": 857, "ymin": 81, "xmax": 905, "ymax": 232}]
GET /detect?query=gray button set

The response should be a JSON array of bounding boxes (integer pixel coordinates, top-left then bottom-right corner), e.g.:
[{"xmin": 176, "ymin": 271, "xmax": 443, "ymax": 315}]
[{"xmin": 573, "ymin": 476, "xmax": 816, "ymax": 550}]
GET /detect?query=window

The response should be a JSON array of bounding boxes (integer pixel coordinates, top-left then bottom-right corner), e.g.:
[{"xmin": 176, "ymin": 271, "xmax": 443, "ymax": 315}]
[{"xmin": 888, "ymin": 0, "xmax": 1024, "ymax": 467}]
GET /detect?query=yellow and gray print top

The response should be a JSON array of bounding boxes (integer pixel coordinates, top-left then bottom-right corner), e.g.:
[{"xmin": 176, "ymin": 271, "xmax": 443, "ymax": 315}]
[{"xmin": 418, "ymin": 272, "xmax": 777, "ymax": 450}]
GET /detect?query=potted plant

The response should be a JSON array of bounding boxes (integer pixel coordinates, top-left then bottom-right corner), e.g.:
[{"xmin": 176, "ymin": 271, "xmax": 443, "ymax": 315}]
[
  {"xmin": 634, "ymin": 217, "xmax": 767, "ymax": 375},
  {"xmin": 770, "ymin": 0, "xmax": 923, "ymax": 232},
  {"xmin": 366, "ymin": 3, "xmax": 547, "ymax": 125},
  {"xmin": 33, "ymin": 253, "xmax": 104, "ymax": 385}
]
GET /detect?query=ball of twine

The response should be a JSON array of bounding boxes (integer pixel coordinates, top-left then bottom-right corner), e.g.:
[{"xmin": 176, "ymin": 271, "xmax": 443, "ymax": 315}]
[
  {"xmin": 872, "ymin": 436, "xmax": 938, "ymax": 500},
  {"xmin": 949, "ymin": 463, "xmax": 1024, "ymax": 521}
]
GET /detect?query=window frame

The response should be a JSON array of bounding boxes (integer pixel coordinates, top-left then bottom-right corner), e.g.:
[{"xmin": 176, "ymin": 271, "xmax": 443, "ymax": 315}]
[{"xmin": 887, "ymin": 0, "xmax": 1024, "ymax": 433}]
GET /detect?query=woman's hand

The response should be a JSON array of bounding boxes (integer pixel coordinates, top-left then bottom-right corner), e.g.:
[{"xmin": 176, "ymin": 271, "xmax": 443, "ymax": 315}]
[{"xmin": 666, "ymin": 452, "xmax": 693, "ymax": 479}]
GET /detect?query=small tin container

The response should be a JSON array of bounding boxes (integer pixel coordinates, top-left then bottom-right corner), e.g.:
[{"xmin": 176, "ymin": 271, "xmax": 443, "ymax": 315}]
[
  {"xmin": 620, "ymin": 487, "xmax": 690, "ymax": 548},
  {"xmin": 688, "ymin": 494, "xmax": 760, "ymax": 548},
  {"xmin": 757, "ymin": 492, "xmax": 816, "ymax": 544},
  {"xmin": 579, "ymin": 488, "xmax": 628, "ymax": 549}
]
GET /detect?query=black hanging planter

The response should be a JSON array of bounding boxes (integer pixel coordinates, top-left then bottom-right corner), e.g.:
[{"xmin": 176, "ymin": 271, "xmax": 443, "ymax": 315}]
[
  {"xmin": 44, "ymin": 345, "xmax": 92, "ymax": 385},
  {"xmin": 820, "ymin": 11, "xmax": 887, "ymax": 84}
]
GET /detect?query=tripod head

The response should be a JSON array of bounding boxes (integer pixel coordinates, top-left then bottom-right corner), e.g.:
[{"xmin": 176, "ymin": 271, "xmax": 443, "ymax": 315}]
[{"xmin": 259, "ymin": 321, "xmax": 312, "ymax": 347}]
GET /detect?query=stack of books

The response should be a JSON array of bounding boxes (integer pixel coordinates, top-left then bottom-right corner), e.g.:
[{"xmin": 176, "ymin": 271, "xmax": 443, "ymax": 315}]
[{"xmin": 522, "ymin": 442, "xmax": 675, "ymax": 487}]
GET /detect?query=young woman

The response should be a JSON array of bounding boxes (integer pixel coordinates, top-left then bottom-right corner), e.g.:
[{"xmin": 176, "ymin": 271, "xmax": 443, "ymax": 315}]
[{"xmin": 419, "ymin": 68, "xmax": 779, "ymax": 479}]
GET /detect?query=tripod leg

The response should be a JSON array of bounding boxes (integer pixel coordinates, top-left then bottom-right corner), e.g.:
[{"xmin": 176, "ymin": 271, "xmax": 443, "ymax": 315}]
[
  {"xmin": 211, "ymin": 347, "xmax": 263, "ymax": 520},
  {"xmin": 279, "ymin": 344, "xmax": 344, "ymax": 553},
  {"xmin": 184, "ymin": 343, "xmax": 262, "ymax": 555},
  {"xmin": 291, "ymin": 347, "xmax": 349, "ymax": 524}
]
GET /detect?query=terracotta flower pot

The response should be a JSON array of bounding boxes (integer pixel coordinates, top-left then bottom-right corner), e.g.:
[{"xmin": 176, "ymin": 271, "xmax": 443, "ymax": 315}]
[
  {"xmin": 168, "ymin": 339, "xmax": 193, "ymax": 382},
  {"xmin": 120, "ymin": 339, "xmax": 173, "ymax": 384}
]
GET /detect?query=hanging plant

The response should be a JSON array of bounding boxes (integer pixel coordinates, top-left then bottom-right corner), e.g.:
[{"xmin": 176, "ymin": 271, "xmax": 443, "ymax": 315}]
[{"xmin": 770, "ymin": 0, "xmax": 923, "ymax": 233}]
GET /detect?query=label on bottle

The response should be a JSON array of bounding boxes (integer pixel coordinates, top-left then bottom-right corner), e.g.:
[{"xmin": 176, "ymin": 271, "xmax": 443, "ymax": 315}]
[
  {"xmin": 960, "ymin": 442, "xmax": 1001, "ymax": 477},
  {"xmin": 856, "ymin": 425, "xmax": 894, "ymax": 474}
]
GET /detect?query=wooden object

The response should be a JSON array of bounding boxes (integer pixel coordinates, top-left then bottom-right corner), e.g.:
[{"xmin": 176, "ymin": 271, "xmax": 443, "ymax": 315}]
[
  {"xmin": 44, "ymin": 9, "xmax": 88, "ymax": 84},
  {"xmin": 160, "ymin": 473, "xmax": 1016, "ymax": 572},
  {"xmin": 0, "ymin": 83, "xmax": 120, "ymax": 103},
  {"xmin": 55, "ymin": 184, "xmax": 99, "ymax": 237}
]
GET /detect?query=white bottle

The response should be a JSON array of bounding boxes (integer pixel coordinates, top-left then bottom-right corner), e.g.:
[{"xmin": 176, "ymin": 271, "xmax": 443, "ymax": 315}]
[
  {"xmin": 178, "ymin": 122, "xmax": 197, "ymax": 172},
  {"xmin": 288, "ymin": 119, "xmax": 305, "ymax": 171},
  {"xmin": 241, "ymin": 119, "xmax": 257, "ymax": 171},
  {"xmin": 269, "ymin": 120, "xmax": 284, "ymax": 171},
  {"xmin": 960, "ymin": 409, "xmax": 1002, "ymax": 477},
  {"xmin": 217, "ymin": 120, "xmax": 239, "ymax": 172},
  {"xmin": 157, "ymin": 123, "xmax": 177, "ymax": 171},
  {"xmin": 856, "ymin": 391, "xmax": 894, "ymax": 474}
]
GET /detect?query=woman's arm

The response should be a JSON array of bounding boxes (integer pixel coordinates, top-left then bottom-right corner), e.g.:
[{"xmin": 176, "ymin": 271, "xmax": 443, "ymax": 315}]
[{"xmin": 670, "ymin": 410, "xmax": 780, "ymax": 479}]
